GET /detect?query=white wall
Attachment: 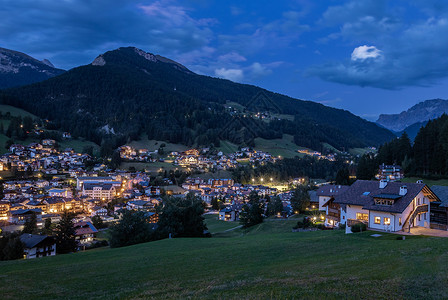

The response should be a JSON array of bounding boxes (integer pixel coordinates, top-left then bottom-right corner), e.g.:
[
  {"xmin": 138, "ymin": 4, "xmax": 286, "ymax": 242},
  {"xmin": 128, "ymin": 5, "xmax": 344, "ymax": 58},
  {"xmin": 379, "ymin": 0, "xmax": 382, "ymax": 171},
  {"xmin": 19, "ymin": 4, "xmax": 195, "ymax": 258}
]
[
  {"xmin": 318, "ymin": 196, "xmax": 330, "ymax": 210},
  {"xmin": 369, "ymin": 211, "xmax": 397, "ymax": 232}
]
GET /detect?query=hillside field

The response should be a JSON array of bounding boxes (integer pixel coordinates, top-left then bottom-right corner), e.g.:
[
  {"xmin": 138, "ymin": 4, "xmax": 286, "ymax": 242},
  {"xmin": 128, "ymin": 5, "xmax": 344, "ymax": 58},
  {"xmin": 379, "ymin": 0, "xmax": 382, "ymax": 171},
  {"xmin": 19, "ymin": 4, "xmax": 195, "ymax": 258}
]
[{"xmin": 2, "ymin": 218, "xmax": 448, "ymax": 299}]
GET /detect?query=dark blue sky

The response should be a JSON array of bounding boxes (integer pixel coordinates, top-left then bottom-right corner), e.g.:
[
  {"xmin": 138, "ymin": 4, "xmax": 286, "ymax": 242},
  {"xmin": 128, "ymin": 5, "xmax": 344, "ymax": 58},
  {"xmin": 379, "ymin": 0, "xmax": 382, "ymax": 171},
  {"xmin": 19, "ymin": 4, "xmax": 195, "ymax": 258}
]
[{"xmin": 2, "ymin": 0, "xmax": 448, "ymax": 120}]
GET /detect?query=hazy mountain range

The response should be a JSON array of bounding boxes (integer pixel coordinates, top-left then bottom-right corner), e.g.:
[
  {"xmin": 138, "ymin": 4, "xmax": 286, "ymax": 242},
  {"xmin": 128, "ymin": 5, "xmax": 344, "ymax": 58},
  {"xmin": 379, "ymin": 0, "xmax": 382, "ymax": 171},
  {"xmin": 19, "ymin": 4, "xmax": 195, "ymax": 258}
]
[
  {"xmin": 377, "ymin": 99, "xmax": 448, "ymax": 132},
  {"xmin": 0, "ymin": 47, "xmax": 65, "ymax": 89}
]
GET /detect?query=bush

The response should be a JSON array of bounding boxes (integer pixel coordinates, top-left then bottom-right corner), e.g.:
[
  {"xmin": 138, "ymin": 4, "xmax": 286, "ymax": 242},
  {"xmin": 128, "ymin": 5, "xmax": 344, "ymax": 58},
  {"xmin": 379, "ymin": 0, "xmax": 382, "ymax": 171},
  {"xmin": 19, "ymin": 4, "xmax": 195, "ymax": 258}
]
[
  {"xmin": 316, "ymin": 223, "xmax": 326, "ymax": 230},
  {"xmin": 293, "ymin": 216, "xmax": 312, "ymax": 229},
  {"xmin": 350, "ymin": 222, "xmax": 367, "ymax": 233},
  {"xmin": 338, "ymin": 223, "xmax": 346, "ymax": 230}
]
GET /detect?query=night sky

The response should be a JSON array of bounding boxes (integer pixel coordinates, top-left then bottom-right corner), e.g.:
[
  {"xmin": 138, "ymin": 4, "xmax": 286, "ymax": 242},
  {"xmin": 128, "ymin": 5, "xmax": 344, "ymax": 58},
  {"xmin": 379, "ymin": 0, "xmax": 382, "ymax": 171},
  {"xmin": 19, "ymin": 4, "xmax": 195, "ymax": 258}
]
[{"xmin": 2, "ymin": 0, "xmax": 448, "ymax": 120}]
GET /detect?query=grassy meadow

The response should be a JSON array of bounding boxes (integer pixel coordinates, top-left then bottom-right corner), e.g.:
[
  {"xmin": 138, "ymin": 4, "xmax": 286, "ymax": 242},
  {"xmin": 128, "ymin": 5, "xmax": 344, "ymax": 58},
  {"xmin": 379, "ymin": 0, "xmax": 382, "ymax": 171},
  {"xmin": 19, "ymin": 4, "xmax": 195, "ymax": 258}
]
[{"xmin": 2, "ymin": 216, "xmax": 448, "ymax": 299}]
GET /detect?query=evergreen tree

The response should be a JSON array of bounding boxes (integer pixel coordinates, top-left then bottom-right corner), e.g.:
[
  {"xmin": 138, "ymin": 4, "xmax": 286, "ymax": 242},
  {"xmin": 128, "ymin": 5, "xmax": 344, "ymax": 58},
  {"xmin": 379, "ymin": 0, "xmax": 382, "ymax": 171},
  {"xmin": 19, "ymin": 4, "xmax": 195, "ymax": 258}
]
[
  {"xmin": 240, "ymin": 191, "xmax": 264, "ymax": 228},
  {"xmin": 22, "ymin": 214, "xmax": 38, "ymax": 234},
  {"xmin": 290, "ymin": 186, "xmax": 310, "ymax": 213},
  {"xmin": 210, "ymin": 197, "xmax": 220, "ymax": 211},
  {"xmin": 0, "ymin": 233, "xmax": 24, "ymax": 261},
  {"xmin": 335, "ymin": 167, "xmax": 350, "ymax": 185},
  {"xmin": 91, "ymin": 215, "xmax": 105, "ymax": 229},
  {"xmin": 55, "ymin": 211, "xmax": 77, "ymax": 254},
  {"xmin": 43, "ymin": 218, "xmax": 53, "ymax": 235},
  {"xmin": 108, "ymin": 210, "xmax": 153, "ymax": 248}
]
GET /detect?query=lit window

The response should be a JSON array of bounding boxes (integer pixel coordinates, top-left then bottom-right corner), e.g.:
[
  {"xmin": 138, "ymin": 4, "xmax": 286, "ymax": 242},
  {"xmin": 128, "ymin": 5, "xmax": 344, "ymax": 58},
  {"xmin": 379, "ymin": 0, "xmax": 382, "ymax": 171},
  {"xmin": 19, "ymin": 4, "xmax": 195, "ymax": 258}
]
[
  {"xmin": 399, "ymin": 217, "xmax": 402, "ymax": 226},
  {"xmin": 384, "ymin": 217, "xmax": 391, "ymax": 225},
  {"xmin": 356, "ymin": 213, "xmax": 368, "ymax": 221},
  {"xmin": 374, "ymin": 216, "xmax": 381, "ymax": 224}
]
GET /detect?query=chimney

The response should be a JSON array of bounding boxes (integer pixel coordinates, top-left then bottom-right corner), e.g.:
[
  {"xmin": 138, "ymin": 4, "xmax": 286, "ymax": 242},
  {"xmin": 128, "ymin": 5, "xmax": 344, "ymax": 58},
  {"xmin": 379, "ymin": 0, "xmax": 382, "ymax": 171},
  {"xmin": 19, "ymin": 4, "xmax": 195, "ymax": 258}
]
[
  {"xmin": 399, "ymin": 186, "xmax": 407, "ymax": 196},
  {"xmin": 379, "ymin": 180, "xmax": 387, "ymax": 189}
]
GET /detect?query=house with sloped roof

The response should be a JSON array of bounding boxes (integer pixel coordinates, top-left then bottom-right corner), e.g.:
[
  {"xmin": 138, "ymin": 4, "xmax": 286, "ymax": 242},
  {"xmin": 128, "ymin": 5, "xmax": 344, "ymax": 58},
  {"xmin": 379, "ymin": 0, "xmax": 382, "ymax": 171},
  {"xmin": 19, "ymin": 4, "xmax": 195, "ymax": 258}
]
[
  {"xmin": 20, "ymin": 234, "xmax": 56, "ymax": 259},
  {"xmin": 332, "ymin": 180, "xmax": 439, "ymax": 233},
  {"xmin": 74, "ymin": 221, "xmax": 98, "ymax": 244},
  {"xmin": 316, "ymin": 184, "xmax": 349, "ymax": 210},
  {"xmin": 428, "ymin": 185, "xmax": 448, "ymax": 230}
]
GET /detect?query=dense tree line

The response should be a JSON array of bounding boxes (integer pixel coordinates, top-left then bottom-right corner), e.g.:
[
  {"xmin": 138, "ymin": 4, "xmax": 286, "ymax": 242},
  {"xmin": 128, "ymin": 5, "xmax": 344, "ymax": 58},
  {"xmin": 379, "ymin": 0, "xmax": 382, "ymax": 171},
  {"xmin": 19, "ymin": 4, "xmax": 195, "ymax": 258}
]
[
  {"xmin": 232, "ymin": 156, "xmax": 347, "ymax": 183},
  {"xmin": 357, "ymin": 115, "xmax": 448, "ymax": 178}
]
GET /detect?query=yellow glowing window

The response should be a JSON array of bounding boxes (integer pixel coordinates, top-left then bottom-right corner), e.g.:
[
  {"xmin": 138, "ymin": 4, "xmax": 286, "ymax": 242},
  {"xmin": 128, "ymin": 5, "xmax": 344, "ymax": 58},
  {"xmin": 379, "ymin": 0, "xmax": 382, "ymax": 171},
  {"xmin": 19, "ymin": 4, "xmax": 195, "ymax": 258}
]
[
  {"xmin": 356, "ymin": 213, "xmax": 368, "ymax": 221},
  {"xmin": 384, "ymin": 217, "xmax": 391, "ymax": 225},
  {"xmin": 374, "ymin": 216, "xmax": 381, "ymax": 224}
]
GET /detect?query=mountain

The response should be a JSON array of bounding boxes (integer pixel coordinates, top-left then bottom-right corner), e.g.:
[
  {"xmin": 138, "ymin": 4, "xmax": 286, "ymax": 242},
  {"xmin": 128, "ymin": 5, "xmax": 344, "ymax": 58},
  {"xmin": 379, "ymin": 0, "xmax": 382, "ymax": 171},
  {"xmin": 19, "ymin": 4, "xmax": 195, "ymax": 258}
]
[
  {"xmin": 0, "ymin": 47, "xmax": 65, "ymax": 89},
  {"xmin": 399, "ymin": 121, "xmax": 428, "ymax": 141},
  {"xmin": 377, "ymin": 99, "xmax": 448, "ymax": 132},
  {"xmin": 0, "ymin": 47, "xmax": 394, "ymax": 151}
]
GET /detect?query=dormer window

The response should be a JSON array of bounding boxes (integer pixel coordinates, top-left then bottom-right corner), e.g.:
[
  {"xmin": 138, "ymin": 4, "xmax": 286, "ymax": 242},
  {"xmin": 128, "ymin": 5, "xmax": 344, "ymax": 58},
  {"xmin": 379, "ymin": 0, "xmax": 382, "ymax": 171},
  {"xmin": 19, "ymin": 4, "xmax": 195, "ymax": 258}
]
[{"xmin": 374, "ymin": 199, "xmax": 394, "ymax": 205}]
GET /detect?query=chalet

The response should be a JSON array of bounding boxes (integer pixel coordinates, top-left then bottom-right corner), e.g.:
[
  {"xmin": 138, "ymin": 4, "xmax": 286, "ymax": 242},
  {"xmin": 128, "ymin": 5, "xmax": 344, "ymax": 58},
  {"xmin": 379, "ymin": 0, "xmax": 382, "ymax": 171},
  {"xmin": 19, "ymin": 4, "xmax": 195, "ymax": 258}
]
[
  {"xmin": 91, "ymin": 206, "xmax": 108, "ymax": 217},
  {"xmin": 219, "ymin": 207, "xmax": 239, "ymax": 221},
  {"xmin": 428, "ymin": 185, "xmax": 448, "ymax": 230},
  {"xmin": 20, "ymin": 234, "xmax": 56, "ymax": 259},
  {"xmin": 82, "ymin": 183, "xmax": 117, "ymax": 201},
  {"xmin": 330, "ymin": 180, "xmax": 439, "ymax": 233},
  {"xmin": 376, "ymin": 164, "xmax": 404, "ymax": 182},
  {"xmin": 74, "ymin": 221, "xmax": 98, "ymax": 244},
  {"xmin": 0, "ymin": 200, "xmax": 10, "ymax": 220},
  {"xmin": 126, "ymin": 200, "xmax": 154, "ymax": 211},
  {"xmin": 316, "ymin": 185, "xmax": 349, "ymax": 210},
  {"xmin": 10, "ymin": 209, "xmax": 43, "ymax": 224},
  {"xmin": 43, "ymin": 197, "xmax": 66, "ymax": 213},
  {"xmin": 49, "ymin": 188, "xmax": 73, "ymax": 198}
]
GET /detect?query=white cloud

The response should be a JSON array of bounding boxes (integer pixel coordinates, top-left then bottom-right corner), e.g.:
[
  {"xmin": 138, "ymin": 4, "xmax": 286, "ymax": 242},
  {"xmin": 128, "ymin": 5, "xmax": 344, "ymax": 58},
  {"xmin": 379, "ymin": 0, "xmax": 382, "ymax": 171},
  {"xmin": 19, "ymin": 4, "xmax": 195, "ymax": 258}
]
[
  {"xmin": 351, "ymin": 45, "xmax": 382, "ymax": 61},
  {"xmin": 214, "ymin": 68, "xmax": 244, "ymax": 82},
  {"xmin": 249, "ymin": 62, "xmax": 272, "ymax": 78}
]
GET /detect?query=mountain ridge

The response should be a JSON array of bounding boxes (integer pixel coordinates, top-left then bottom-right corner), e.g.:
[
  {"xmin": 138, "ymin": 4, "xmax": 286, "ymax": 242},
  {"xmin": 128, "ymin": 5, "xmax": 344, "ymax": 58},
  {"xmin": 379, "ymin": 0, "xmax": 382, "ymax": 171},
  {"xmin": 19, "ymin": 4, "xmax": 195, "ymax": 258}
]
[
  {"xmin": 377, "ymin": 98, "xmax": 448, "ymax": 132},
  {"xmin": 0, "ymin": 47, "xmax": 65, "ymax": 89},
  {"xmin": 1, "ymin": 46, "xmax": 395, "ymax": 151}
]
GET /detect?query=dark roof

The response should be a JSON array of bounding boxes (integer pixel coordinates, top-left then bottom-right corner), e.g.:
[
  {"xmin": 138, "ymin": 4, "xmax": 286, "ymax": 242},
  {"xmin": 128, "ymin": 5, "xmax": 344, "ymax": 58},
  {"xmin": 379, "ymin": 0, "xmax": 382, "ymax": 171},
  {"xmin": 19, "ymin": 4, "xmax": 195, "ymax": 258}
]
[
  {"xmin": 20, "ymin": 234, "xmax": 54, "ymax": 248},
  {"xmin": 316, "ymin": 185, "xmax": 349, "ymax": 197},
  {"xmin": 11, "ymin": 208, "xmax": 43, "ymax": 215},
  {"xmin": 334, "ymin": 180, "xmax": 427, "ymax": 213},
  {"xmin": 372, "ymin": 194, "xmax": 402, "ymax": 200},
  {"xmin": 308, "ymin": 190, "xmax": 319, "ymax": 203},
  {"xmin": 431, "ymin": 185, "xmax": 448, "ymax": 207},
  {"xmin": 74, "ymin": 221, "xmax": 98, "ymax": 235}
]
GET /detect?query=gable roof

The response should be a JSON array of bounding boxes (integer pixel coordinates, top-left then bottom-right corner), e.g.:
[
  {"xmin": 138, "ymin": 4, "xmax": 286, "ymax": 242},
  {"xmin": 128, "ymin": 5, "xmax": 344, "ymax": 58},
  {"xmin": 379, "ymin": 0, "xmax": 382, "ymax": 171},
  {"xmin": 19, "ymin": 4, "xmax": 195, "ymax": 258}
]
[
  {"xmin": 74, "ymin": 221, "xmax": 98, "ymax": 235},
  {"xmin": 20, "ymin": 234, "xmax": 54, "ymax": 248},
  {"xmin": 431, "ymin": 185, "xmax": 448, "ymax": 207},
  {"xmin": 334, "ymin": 180, "xmax": 430, "ymax": 213},
  {"xmin": 316, "ymin": 185, "xmax": 349, "ymax": 197}
]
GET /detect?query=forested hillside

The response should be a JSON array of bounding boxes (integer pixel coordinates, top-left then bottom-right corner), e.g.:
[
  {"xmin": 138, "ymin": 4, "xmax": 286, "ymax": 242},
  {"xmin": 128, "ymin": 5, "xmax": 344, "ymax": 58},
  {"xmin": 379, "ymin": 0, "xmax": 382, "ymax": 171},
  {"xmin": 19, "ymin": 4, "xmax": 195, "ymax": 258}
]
[
  {"xmin": 0, "ymin": 47, "xmax": 394, "ymax": 152},
  {"xmin": 358, "ymin": 114, "xmax": 448, "ymax": 178}
]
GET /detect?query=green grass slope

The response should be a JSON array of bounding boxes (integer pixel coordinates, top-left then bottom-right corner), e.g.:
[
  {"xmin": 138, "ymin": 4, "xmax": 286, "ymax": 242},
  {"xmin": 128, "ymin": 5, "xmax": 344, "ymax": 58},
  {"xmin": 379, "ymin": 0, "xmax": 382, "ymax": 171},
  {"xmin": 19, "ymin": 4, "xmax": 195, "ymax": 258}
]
[{"xmin": 2, "ymin": 219, "xmax": 448, "ymax": 299}]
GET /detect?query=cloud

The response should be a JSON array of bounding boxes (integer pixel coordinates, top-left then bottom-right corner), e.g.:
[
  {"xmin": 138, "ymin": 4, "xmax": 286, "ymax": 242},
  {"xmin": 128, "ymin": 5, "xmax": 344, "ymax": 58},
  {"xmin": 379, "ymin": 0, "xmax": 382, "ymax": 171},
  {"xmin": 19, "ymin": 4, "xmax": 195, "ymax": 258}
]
[
  {"xmin": 0, "ymin": 0, "xmax": 216, "ymax": 69},
  {"xmin": 309, "ymin": 1, "xmax": 448, "ymax": 89},
  {"xmin": 351, "ymin": 45, "xmax": 382, "ymax": 61},
  {"xmin": 214, "ymin": 68, "xmax": 244, "ymax": 82},
  {"xmin": 217, "ymin": 52, "xmax": 247, "ymax": 63}
]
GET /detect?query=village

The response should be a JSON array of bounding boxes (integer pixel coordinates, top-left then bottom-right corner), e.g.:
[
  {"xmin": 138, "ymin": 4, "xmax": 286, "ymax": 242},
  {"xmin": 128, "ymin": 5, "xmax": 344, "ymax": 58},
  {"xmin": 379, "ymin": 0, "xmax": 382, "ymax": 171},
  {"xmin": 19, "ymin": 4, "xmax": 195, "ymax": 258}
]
[
  {"xmin": 0, "ymin": 140, "xmax": 309, "ymax": 258},
  {"xmin": 3, "ymin": 137, "xmax": 448, "ymax": 261}
]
